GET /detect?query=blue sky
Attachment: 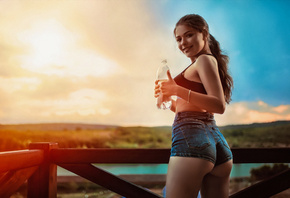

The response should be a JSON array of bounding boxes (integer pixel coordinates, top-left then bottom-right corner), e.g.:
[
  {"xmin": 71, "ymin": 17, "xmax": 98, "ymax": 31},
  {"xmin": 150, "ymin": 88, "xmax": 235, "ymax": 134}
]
[{"xmin": 159, "ymin": 0, "xmax": 290, "ymax": 106}]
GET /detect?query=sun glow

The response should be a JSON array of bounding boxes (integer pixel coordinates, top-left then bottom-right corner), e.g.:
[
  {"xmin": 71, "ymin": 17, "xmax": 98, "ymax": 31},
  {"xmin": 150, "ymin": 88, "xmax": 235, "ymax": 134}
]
[
  {"xmin": 19, "ymin": 19, "xmax": 72, "ymax": 71},
  {"xmin": 17, "ymin": 19, "xmax": 119, "ymax": 77},
  {"xmin": 27, "ymin": 29, "xmax": 64, "ymax": 66}
]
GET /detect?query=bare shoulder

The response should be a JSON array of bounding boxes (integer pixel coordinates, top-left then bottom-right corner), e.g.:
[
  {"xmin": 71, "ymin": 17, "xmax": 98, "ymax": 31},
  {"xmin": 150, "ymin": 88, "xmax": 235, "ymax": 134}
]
[{"xmin": 195, "ymin": 54, "xmax": 218, "ymax": 72}]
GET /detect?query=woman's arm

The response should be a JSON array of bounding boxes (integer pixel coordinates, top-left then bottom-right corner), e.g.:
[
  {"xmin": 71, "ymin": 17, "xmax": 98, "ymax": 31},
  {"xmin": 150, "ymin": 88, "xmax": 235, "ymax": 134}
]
[{"xmin": 160, "ymin": 55, "xmax": 226, "ymax": 114}]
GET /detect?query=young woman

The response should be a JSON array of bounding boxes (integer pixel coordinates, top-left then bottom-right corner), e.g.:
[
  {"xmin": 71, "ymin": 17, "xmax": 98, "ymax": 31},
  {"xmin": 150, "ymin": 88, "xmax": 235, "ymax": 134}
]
[{"xmin": 154, "ymin": 14, "xmax": 234, "ymax": 198}]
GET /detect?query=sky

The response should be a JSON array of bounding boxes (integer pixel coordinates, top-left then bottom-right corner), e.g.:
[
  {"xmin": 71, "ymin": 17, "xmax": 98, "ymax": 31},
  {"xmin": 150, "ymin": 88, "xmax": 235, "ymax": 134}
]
[{"xmin": 0, "ymin": 0, "xmax": 289, "ymax": 126}]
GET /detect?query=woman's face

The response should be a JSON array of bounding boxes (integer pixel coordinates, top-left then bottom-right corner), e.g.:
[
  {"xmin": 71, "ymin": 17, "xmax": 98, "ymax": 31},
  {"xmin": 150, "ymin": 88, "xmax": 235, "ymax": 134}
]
[{"xmin": 175, "ymin": 24, "xmax": 206, "ymax": 61}]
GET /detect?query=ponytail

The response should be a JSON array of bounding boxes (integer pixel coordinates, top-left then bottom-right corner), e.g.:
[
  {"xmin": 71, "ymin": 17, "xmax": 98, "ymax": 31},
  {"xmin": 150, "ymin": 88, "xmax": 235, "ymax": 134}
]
[{"xmin": 209, "ymin": 34, "xmax": 233, "ymax": 104}]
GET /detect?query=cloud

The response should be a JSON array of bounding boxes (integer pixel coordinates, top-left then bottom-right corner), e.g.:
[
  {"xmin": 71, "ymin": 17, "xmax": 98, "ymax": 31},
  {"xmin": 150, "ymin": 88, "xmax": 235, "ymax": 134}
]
[
  {"xmin": 215, "ymin": 101, "xmax": 290, "ymax": 126},
  {"xmin": 0, "ymin": 77, "xmax": 40, "ymax": 93},
  {"xmin": 0, "ymin": 87, "xmax": 109, "ymax": 123}
]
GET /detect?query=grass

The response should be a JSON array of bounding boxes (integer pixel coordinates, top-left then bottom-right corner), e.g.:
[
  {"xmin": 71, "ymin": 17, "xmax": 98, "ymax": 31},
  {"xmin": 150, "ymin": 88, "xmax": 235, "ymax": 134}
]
[
  {"xmin": 0, "ymin": 121, "xmax": 289, "ymax": 152},
  {"xmin": 222, "ymin": 122, "xmax": 290, "ymax": 148}
]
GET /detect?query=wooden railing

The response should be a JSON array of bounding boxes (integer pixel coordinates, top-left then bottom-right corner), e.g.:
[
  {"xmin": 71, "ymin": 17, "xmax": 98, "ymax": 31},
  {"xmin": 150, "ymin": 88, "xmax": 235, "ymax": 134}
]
[
  {"xmin": 0, "ymin": 142, "xmax": 289, "ymax": 198},
  {"xmin": 0, "ymin": 148, "xmax": 44, "ymax": 197}
]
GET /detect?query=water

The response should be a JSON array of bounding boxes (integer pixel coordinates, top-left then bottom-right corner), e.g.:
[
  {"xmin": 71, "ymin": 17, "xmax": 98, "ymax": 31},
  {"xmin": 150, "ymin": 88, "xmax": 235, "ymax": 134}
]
[
  {"xmin": 157, "ymin": 96, "xmax": 172, "ymax": 110},
  {"xmin": 57, "ymin": 163, "xmax": 277, "ymax": 178},
  {"xmin": 156, "ymin": 62, "xmax": 172, "ymax": 110},
  {"xmin": 156, "ymin": 80, "xmax": 172, "ymax": 110}
]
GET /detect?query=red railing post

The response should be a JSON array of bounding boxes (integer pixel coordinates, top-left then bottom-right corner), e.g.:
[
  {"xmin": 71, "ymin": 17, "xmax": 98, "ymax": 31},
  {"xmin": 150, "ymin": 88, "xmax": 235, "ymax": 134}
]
[{"xmin": 27, "ymin": 142, "xmax": 58, "ymax": 198}]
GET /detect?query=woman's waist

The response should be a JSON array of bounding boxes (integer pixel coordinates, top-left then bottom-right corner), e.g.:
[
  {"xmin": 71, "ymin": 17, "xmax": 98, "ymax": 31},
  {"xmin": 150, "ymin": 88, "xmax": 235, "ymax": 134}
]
[
  {"xmin": 175, "ymin": 99, "xmax": 205, "ymax": 112},
  {"xmin": 173, "ymin": 111, "xmax": 216, "ymax": 128}
]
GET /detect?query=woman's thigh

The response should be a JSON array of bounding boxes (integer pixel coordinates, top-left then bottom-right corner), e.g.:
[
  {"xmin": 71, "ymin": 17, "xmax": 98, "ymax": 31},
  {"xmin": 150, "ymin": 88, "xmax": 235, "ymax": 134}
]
[
  {"xmin": 166, "ymin": 156, "xmax": 214, "ymax": 198},
  {"xmin": 201, "ymin": 160, "xmax": 233, "ymax": 198}
]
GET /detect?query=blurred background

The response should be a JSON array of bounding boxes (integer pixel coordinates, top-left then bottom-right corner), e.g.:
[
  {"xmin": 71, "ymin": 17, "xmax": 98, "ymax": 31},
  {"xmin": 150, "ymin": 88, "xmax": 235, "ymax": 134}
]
[{"xmin": 0, "ymin": 0, "xmax": 289, "ymax": 197}]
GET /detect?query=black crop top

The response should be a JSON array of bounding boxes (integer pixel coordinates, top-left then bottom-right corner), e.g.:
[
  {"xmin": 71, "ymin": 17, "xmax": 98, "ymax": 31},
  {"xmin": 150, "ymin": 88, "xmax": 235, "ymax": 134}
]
[
  {"xmin": 173, "ymin": 55, "xmax": 215, "ymax": 94},
  {"xmin": 174, "ymin": 54, "xmax": 215, "ymax": 94},
  {"xmin": 174, "ymin": 72, "xmax": 207, "ymax": 94}
]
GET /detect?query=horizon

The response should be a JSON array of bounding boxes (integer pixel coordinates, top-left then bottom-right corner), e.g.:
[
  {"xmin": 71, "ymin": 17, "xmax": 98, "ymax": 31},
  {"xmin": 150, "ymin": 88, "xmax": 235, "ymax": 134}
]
[{"xmin": 1, "ymin": 119, "xmax": 289, "ymax": 128}]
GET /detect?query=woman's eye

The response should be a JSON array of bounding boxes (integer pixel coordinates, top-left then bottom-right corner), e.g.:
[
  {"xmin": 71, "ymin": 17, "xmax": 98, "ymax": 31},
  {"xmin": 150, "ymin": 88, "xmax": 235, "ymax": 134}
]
[{"xmin": 186, "ymin": 33, "xmax": 193, "ymax": 38}]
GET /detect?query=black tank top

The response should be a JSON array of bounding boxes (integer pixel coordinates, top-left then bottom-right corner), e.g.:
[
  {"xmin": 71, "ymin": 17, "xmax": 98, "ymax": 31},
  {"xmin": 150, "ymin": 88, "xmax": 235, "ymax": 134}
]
[{"xmin": 174, "ymin": 54, "xmax": 214, "ymax": 94}]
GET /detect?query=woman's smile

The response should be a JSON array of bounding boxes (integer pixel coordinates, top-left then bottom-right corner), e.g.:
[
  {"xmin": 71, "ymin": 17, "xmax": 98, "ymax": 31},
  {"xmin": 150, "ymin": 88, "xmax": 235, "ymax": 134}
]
[{"xmin": 183, "ymin": 46, "xmax": 192, "ymax": 53}]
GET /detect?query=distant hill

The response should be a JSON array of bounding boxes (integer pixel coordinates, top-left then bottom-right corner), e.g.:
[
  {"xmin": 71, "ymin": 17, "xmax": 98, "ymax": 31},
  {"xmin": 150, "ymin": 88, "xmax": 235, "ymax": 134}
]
[
  {"xmin": 0, "ymin": 123, "xmax": 118, "ymax": 132},
  {"xmin": 219, "ymin": 120, "xmax": 290, "ymax": 148},
  {"xmin": 219, "ymin": 120, "xmax": 290, "ymax": 130},
  {"xmin": 0, "ymin": 120, "xmax": 289, "ymax": 131}
]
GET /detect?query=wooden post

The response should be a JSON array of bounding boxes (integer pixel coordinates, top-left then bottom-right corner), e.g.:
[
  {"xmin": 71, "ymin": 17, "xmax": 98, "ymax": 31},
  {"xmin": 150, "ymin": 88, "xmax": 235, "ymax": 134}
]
[{"xmin": 27, "ymin": 142, "xmax": 58, "ymax": 198}]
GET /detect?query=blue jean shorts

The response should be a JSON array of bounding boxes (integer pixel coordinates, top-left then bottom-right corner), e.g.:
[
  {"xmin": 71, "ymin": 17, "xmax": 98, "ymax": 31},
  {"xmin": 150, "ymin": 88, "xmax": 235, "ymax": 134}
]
[{"xmin": 171, "ymin": 111, "xmax": 233, "ymax": 166}]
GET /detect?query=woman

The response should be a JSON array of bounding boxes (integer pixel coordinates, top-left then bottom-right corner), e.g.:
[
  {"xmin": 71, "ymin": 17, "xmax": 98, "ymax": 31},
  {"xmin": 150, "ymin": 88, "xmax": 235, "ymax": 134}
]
[{"xmin": 154, "ymin": 14, "xmax": 233, "ymax": 198}]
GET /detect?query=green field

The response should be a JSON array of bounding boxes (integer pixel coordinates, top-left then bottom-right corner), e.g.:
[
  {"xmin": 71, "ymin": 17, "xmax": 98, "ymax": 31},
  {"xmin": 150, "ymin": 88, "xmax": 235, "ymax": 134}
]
[{"xmin": 0, "ymin": 120, "xmax": 289, "ymax": 152}]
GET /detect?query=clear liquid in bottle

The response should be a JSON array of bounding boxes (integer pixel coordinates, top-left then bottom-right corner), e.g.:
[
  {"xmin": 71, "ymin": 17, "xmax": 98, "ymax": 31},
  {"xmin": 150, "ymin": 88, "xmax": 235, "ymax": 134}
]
[{"xmin": 156, "ymin": 60, "xmax": 172, "ymax": 110}]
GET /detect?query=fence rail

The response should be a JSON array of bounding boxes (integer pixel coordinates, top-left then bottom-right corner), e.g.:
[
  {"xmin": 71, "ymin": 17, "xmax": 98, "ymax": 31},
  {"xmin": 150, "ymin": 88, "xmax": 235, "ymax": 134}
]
[
  {"xmin": 0, "ymin": 142, "xmax": 289, "ymax": 198},
  {"xmin": 0, "ymin": 149, "xmax": 43, "ymax": 172}
]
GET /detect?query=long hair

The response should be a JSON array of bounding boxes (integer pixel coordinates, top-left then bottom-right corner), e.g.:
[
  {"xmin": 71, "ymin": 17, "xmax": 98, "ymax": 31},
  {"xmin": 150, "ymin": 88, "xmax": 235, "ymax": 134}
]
[{"xmin": 174, "ymin": 14, "xmax": 233, "ymax": 104}]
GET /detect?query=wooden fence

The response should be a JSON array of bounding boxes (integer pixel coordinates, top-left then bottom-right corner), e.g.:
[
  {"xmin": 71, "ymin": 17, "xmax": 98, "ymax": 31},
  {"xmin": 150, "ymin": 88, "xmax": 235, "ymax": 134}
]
[{"xmin": 0, "ymin": 142, "xmax": 289, "ymax": 198}]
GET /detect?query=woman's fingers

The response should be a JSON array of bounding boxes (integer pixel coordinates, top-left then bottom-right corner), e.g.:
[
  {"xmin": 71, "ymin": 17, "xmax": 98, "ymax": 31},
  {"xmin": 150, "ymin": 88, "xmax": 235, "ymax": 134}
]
[
  {"xmin": 154, "ymin": 83, "xmax": 160, "ymax": 98},
  {"xmin": 154, "ymin": 89, "xmax": 160, "ymax": 98}
]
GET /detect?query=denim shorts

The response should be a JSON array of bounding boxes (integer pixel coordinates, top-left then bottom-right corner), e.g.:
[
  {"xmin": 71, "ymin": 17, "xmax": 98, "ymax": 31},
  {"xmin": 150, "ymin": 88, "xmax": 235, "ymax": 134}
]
[{"xmin": 171, "ymin": 111, "xmax": 233, "ymax": 166}]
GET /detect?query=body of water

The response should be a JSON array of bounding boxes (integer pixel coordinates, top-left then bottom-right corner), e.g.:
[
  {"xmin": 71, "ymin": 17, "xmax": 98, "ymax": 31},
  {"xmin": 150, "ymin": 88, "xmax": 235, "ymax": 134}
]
[{"xmin": 57, "ymin": 163, "xmax": 278, "ymax": 178}]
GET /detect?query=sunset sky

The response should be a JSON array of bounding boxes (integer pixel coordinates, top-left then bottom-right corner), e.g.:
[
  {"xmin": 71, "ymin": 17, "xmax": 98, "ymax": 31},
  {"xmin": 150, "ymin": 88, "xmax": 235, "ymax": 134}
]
[{"xmin": 0, "ymin": 0, "xmax": 289, "ymax": 126}]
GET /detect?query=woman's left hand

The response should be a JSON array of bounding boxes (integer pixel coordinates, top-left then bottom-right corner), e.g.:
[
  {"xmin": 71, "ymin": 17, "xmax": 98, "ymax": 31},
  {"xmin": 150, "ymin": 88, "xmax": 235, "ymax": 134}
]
[{"xmin": 159, "ymin": 70, "xmax": 178, "ymax": 97}]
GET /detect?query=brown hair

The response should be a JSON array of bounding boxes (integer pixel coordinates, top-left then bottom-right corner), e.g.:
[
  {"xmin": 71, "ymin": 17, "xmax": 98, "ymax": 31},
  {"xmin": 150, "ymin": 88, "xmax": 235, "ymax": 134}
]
[{"xmin": 174, "ymin": 14, "xmax": 233, "ymax": 104}]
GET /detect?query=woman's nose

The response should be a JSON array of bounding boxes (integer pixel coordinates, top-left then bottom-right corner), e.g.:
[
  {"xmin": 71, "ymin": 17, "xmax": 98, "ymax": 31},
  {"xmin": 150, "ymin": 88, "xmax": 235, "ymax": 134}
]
[{"xmin": 181, "ymin": 38, "xmax": 187, "ymax": 45}]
